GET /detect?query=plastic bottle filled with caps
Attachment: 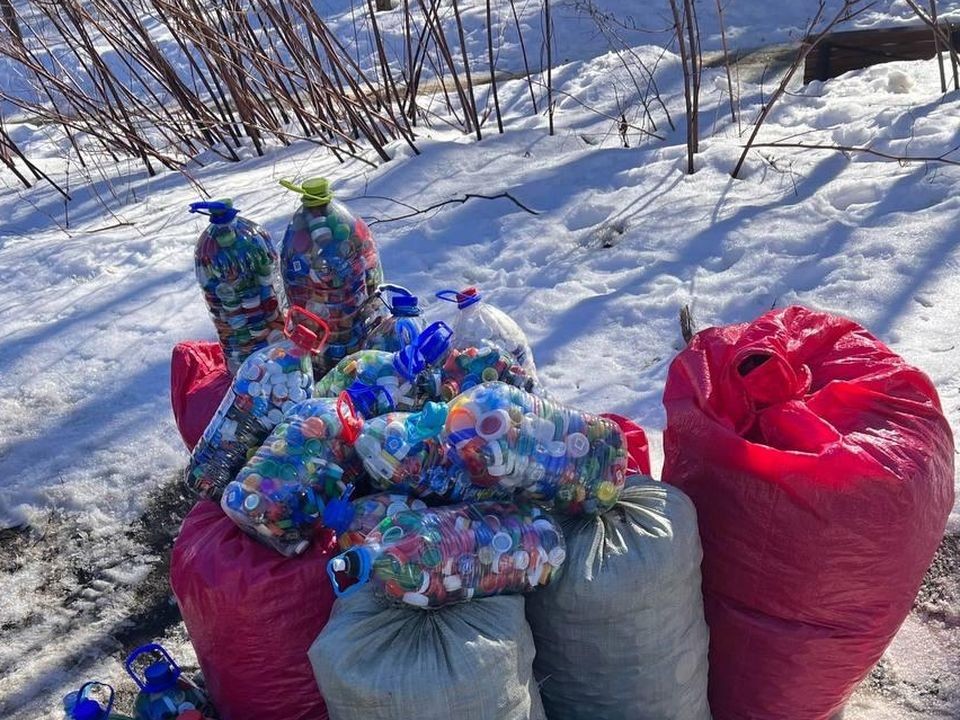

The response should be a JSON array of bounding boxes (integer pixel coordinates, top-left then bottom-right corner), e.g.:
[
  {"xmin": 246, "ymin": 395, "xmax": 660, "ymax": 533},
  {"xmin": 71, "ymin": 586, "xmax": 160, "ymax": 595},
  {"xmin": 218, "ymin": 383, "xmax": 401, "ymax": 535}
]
[
  {"xmin": 125, "ymin": 644, "xmax": 216, "ymax": 720},
  {"xmin": 279, "ymin": 177, "xmax": 383, "ymax": 375},
  {"xmin": 185, "ymin": 307, "xmax": 328, "ymax": 500},
  {"xmin": 190, "ymin": 200, "xmax": 286, "ymax": 375},
  {"xmin": 63, "ymin": 682, "xmax": 134, "ymax": 720},
  {"xmin": 444, "ymin": 382, "xmax": 628, "ymax": 514},
  {"xmin": 220, "ymin": 394, "xmax": 365, "ymax": 556},
  {"xmin": 435, "ymin": 287, "xmax": 539, "ymax": 385},
  {"xmin": 333, "ymin": 491, "xmax": 428, "ymax": 551},
  {"xmin": 315, "ymin": 321, "xmax": 453, "ymax": 417},
  {"xmin": 363, "ymin": 284, "xmax": 426, "ymax": 352},
  {"xmin": 327, "ymin": 501, "xmax": 566, "ymax": 608},
  {"xmin": 437, "ymin": 344, "xmax": 539, "ymax": 402}
]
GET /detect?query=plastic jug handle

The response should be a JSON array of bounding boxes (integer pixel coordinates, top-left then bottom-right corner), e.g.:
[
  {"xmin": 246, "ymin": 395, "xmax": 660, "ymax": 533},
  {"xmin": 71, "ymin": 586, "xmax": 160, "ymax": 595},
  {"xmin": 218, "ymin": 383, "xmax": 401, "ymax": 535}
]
[
  {"xmin": 75, "ymin": 682, "xmax": 115, "ymax": 719},
  {"xmin": 378, "ymin": 283, "xmax": 413, "ymax": 298},
  {"xmin": 327, "ymin": 549, "xmax": 370, "ymax": 598},
  {"xmin": 337, "ymin": 391, "xmax": 364, "ymax": 444},
  {"xmin": 436, "ymin": 288, "xmax": 481, "ymax": 309},
  {"xmin": 124, "ymin": 644, "xmax": 180, "ymax": 691},
  {"xmin": 283, "ymin": 306, "xmax": 330, "ymax": 354},
  {"xmin": 188, "ymin": 201, "xmax": 238, "ymax": 223}
]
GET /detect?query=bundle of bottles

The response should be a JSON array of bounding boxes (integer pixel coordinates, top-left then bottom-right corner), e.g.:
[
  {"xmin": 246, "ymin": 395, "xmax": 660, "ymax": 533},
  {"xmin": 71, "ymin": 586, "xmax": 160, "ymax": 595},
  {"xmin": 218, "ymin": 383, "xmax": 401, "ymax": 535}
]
[{"xmin": 183, "ymin": 178, "xmax": 630, "ymax": 616}]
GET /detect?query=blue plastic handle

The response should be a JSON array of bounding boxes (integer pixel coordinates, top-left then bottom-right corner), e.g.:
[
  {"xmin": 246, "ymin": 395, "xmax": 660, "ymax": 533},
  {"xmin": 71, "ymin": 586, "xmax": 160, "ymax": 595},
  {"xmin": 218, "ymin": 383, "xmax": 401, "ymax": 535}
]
[
  {"xmin": 125, "ymin": 643, "xmax": 182, "ymax": 693},
  {"xmin": 327, "ymin": 548, "xmax": 371, "ymax": 599},
  {"xmin": 71, "ymin": 682, "xmax": 114, "ymax": 720},
  {"xmin": 188, "ymin": 201, "xmax": 239, "ymax": 224},
  {"xmin": 378, "ymin": 283, "xmax": 413, "ymax": 298}
]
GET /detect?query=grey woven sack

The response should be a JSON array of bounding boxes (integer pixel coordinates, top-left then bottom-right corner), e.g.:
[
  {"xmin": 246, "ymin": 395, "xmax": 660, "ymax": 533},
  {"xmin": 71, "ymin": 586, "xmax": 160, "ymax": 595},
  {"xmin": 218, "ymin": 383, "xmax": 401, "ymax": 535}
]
[
  {"xmin": 309, "ymin": 586, "xmax": 546, "ymax": 720},
  {"xmin": 525, "ymin": 477, "xmax": 711, "ymax": 720}
]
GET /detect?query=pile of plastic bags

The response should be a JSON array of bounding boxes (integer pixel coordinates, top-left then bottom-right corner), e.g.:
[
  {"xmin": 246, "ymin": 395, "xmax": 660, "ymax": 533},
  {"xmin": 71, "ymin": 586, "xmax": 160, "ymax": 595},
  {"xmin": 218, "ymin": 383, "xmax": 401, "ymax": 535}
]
[{"xmin": 157, "ymin": 178, "xmax": 953, "ymax": 720}]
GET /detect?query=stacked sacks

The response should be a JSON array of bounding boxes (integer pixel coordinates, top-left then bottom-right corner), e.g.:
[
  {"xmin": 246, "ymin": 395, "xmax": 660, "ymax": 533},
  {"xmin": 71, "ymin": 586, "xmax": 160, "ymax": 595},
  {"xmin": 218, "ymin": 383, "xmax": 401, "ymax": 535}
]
[
  {"xmin": 525, "ymin": 477, "xmax": 710, "ymax": 720},
  {"xmin": 662, "ymin": 305, "xmax": 955, "ymax": 720}
]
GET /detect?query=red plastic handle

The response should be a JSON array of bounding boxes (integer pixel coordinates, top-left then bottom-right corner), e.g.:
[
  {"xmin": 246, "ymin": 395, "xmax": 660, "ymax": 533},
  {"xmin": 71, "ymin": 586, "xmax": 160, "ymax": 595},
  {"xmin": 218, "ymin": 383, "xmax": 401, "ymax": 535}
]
[
  {"xmin": 284, "ymin": 305, "xmax": 330, "ymax": 354},
  {"xmin": 336, "ymin": 391, "xmax": 363, "ymax": 444}
]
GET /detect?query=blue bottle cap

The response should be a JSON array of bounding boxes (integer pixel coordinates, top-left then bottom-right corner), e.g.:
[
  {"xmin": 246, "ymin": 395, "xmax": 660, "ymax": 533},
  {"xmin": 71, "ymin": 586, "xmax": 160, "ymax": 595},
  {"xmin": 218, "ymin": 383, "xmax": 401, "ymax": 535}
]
[
  {"xmin": 390, "ymin": 293, "xmax": 420, "ymax": 317},
  {"xmin": 188, "ymin": 199, "xmax": 239, "ymax": 225},
  {"xmin": 72, "ymin": 699, "xmax": 106, "ymax": 720},
  {"xmin": 144, "ymin": 661, "xmax": 178, "ymax": 691},
  {"xmin": 417, "ymin": 322, "xmax": 453, "ymax": 365}
]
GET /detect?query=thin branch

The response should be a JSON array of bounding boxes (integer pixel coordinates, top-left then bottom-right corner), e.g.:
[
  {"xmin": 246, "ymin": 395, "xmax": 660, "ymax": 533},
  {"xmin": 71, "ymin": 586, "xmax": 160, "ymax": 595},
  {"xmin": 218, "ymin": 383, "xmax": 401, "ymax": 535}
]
[
  {"xmin": 748, "ymin": 141, "xmax": 960, "ymax": 166},
  {"xmin": 367, "ymin": 192, "xmax": 540, "ymax": 225}
]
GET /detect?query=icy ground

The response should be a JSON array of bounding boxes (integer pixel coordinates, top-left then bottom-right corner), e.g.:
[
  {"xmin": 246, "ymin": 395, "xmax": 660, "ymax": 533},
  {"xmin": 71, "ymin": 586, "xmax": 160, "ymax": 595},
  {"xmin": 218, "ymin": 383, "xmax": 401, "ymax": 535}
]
[{"xmin": 1, "ymin": 0, "xmax": 960, "ymax": 717}]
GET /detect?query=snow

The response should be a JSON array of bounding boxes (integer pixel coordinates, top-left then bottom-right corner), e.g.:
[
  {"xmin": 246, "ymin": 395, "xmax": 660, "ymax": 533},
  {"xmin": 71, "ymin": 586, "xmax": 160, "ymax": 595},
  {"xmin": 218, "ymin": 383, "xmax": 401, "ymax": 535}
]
[{"xmin": 1, "ymin": 0, "xmax": 959, "ymax": 717}]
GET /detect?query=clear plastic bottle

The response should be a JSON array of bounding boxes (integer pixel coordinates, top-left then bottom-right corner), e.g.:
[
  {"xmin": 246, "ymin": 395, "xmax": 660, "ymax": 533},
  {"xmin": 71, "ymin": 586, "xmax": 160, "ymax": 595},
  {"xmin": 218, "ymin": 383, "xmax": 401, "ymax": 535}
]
[
  {"xmin": 185, "ymin": 307, "xmax": 328, "ymax": 500},
  {"xmin": 327, "ymin": 501, "xmax": 565, "ymax": 608},
  {"xmin": 125, "ymin": 644, "xmax": 215, "ymax": 720},
  {"xmin": 315, "ymin": 321, "xmax": 453, "ymax": 416},
  {"xmin": 363, "ymin": 284, "xmax": 425, "ymax": 352},
  {"xmin": 220, "ymin": 394, "xmax": 365, "ymax": 556},
  {"xmin": 63, "ymin": 682, "xmax": 134, "ymax": 720},
  {"xmin": 332, "ymin": 491, "xmax": 428, "ymax": 551},
  {"xmin": 351, "ymin": 403, "xmax": 516, "ymax": 504},
  {"xmin": 437, "ymin": 344, "xmax": 538, "ymax": 401},
  {"xmin": 435, "ymin": 287, "xmax": 539, "ymax": 383},
  {"xmin": 445, "ymin": 382, "xmax": 628, "ymax": 514},
  {"xmin": 190, "ymin": 200, "xmax": 286, "ymax": 375},
  {"xmin": 279, "ymin": 177, "xmax": 383, "ymax": 375}
]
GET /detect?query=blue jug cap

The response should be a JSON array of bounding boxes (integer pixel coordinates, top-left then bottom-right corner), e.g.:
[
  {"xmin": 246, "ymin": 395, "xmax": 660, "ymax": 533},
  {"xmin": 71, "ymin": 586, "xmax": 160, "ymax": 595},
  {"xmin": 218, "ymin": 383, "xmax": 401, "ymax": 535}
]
[
  {"xmin": 327, "ymin": 547, "xmax": 373, "ymax": 598},
  {"xmin": 145, "ymin": 661, "xmax": 177, "ymax": 690},
  {"xmin": 417, "ymin": 321, "xmax": 453, "ymax": 364},
  {"xmin": 322, "ymin": 484, "xmax": 356, "ymax": 534},
  {"xmin": 378, "ymin": 284, "xmax": 421, "ymax": 317},
  {"xmin": 72, "ymin": 699, "xmax": 106, "ymax": 720},
  {"xmin": 188, "ymin": 199, "xmax": 238, "ymax": 225}
]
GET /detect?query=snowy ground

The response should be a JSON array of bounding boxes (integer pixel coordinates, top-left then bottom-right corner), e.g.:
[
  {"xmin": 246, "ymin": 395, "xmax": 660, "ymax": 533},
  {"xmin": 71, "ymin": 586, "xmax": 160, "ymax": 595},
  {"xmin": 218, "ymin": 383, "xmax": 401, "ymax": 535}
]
[{"xmin": 1, "ymin": 0, "xmax": 959, "ymax": 717}]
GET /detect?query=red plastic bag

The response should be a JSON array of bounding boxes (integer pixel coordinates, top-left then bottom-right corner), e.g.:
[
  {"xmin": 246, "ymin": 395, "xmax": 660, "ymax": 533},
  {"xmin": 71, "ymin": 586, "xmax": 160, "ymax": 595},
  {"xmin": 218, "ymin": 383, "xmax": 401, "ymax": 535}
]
[
  {"xmin": 601, "ymin": 413, "xmax": 651, "ymax": 476},
  {"xmin": 170, "ymin": 501, "xmax": 338, "ymax": 720},
  {"xmin": 662, "ymin": 306, "xmax": 954, "ymax": 720},
  {"xmin": 171, "ymin": 341, "xmax": 231, "ymax": 450}
]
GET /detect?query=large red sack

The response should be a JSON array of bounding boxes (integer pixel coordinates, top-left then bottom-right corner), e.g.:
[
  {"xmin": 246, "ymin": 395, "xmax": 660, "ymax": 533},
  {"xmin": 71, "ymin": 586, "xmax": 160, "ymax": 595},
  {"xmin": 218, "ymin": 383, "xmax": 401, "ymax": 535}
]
[
  {"xmin": 170, "ymin": 501, "xmax": 338, "ymax": 720},
  {"xmin": 171, "ymin": 341, "xmax": 231, "ymax": 450},
  {"xmin": 661, "ymin": 305, "xmax": 954, "ymax": 720}
]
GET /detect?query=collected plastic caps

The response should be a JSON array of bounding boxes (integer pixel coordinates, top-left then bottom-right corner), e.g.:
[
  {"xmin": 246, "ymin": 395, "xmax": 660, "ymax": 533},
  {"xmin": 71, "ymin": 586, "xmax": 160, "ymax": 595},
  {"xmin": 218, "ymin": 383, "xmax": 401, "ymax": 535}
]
[
  {"xmin": 363, "ymin": 284, "xmax": 426, "ymax": 352},
  {"xmin": 63, "ymin": 681, "xmax": 133, "ymax": 720},
  {"xmin": 333, "ymin": 491, "xmax": 429, "ymax": 550},
  {"xmin": 184, "ymin": 306, "xmax": 329, "ymax": 500},
  {"xmin": 436, "ymin": 287, "xmax": 538, "ymax": 382},
  {"xmin": 125, "ymin": 644, "xmax": 215, "ymax": 720},
  {"xmin": 190, "ymin": 200, "xmax": 286, "ymax": 376},
  {"xmin": 350, "ymin": 403, "xmax": 504, "ymax": 504},
  {"xmin": 220, "ymin": 393, "xmax": 365, "ymax": 556},
  {"xmin": 279, "ymin": 177, "xmax": 384, "ymax": 375},
  {"xmin": 315, "ymin": 321, "xmax": 454, "ymax": 416},
  {"xmin": 327, "ymin": 501, "xmax": 566, "ymax": 608},
  {"xmin": 444, "ymin": 382, "xmax": 628, "ymax": 514},
  {"xmin": 437, "ymin": 344, "xmax": 539, "ymax": 401}
]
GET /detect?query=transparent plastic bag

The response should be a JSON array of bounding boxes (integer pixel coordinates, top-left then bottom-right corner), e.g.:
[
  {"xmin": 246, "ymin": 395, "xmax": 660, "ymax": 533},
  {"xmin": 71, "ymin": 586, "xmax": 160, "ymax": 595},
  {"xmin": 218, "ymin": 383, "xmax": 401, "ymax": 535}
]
[
  {"xmin": 333, "ymin": 491, "xmax": 428, "ymax": 550},
  {"xmin": 190, "ymin": 200, "xmax": 286, "ymax": 376},
  {"xmin": 363, "ymin": 284, "xmax": 425, "ymax": 352},
  {"xmin": 315, "ymin": 321, "xmax": 453, "ymax": 416},
  {"xmin": 327, "ymin": 501, "xmax": 566, "ymax": 608},
  {"xmin": 436, "ymin": 287, "xmax": 538, "ymax": 383},
  {"xmin": 445, "ymin": 382, "xmax": 628, "ymax": 514},
  {"xmin": 279, "ymin": 178, "xmax": 383, "ymax": 375},
  {"xmin": 184, "ymin": 307, "xmax": 329, "ymax": 500},
  {"xmin": 220, "ymin": 394, "xmax": 364, "ymax": 556},
  {"xmin": 125, "ymin": 644, "xmax": 216, "ymax": 720}
]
